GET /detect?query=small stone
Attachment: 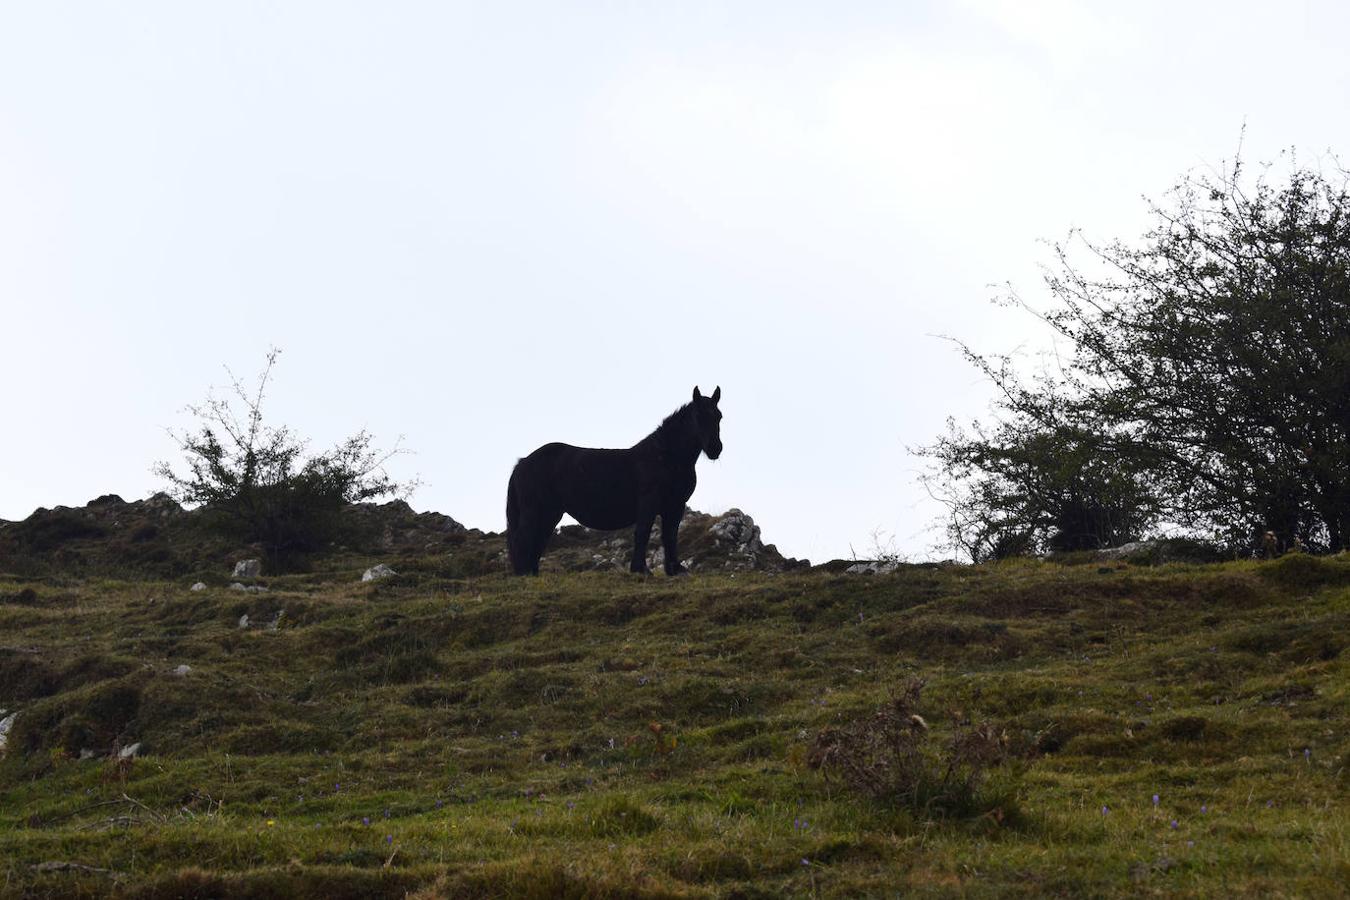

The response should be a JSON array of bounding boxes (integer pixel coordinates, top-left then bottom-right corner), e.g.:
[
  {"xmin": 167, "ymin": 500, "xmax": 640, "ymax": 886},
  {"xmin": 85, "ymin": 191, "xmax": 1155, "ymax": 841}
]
[
  {"xmin": 0, "ymin": 711, "xmax": 14, "ymax": 753},
  {"xmin": 238, "ymin": 614, "xmax": 250, "ymax": 629},
  {"xmin": 229, "ymin": 582, "xmax": 247, "ymax": 592},
  {"xmin": 362, "ymin": 564, "xmax": 397, "ymax": 582},
  {"xmin": 118, "ymin": 742, "xmax": 142, "ymax": 759},
  {"xmin": 232, "ymin": 559, "xmax": 262, "ymax": 579},
  {"xmin": 79, "ymin": 748, "xmax": 97, "ymax": 760},
  {"xmin": 190, "ymin": 582, "xmax": 207, "ymax": 592},
  {"xmin": 172, "ymin": 664, "xmax": 192, "ymax": 677}
]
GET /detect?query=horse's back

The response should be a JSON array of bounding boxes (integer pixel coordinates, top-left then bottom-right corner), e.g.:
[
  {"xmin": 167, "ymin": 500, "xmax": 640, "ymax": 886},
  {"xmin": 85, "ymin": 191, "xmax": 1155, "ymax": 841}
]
[{"xmin": 515, "ymin": 442, "xmax": 641, "ymax": 530}]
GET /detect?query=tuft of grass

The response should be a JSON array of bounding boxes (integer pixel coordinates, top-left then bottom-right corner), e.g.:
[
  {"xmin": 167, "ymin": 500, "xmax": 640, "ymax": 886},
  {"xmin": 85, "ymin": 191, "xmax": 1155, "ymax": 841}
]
[{"xmin": 586, "ymin": 796, "xmax": 662, "ymax": 837}]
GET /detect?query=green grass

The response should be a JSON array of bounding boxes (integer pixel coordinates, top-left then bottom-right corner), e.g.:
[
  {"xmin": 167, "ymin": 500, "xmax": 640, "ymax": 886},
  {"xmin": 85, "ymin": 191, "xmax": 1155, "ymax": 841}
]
[{"xmin": 1, "ymin": 554, "xmax": 1348, "ymax": 897}]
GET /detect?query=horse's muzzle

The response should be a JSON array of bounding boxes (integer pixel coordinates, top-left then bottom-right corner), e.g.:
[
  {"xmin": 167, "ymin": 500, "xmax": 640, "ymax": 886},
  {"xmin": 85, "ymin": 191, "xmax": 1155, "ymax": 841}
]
[{"xmin": 706, "ymin": 442, "xmax": 723, "ymax": 460}]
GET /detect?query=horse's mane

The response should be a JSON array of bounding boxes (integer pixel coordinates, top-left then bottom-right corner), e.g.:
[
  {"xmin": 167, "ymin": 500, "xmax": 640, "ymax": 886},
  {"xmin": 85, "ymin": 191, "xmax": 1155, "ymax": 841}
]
[{"xmin": 643, "ymin": 402, "xmax": 694, "ymax": 449}]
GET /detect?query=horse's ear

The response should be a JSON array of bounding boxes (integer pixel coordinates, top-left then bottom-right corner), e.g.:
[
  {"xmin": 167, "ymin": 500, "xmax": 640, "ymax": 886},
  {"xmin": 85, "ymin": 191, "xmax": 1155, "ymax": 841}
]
[
  {"xmin": 711, "ymin": 386, "xmax": 721, "ymax": 404},
  {"xmin": 693, "ymin": 386, "xmax": 702, "ymax": 402}
]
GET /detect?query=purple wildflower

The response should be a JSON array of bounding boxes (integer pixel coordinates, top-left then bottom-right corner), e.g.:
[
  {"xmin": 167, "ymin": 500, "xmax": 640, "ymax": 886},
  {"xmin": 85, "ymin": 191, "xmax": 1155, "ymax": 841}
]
[
  {"xmin": 1170, "ymin": 820, "xmax": 1178, "ymax": 829},
  {"xmin": 1152, "ymin": 794, "xmax": 1160, "ymax": 806},
  {"xmin": 385, "ymin": 834, "xmax": 393, "ymax": 844},
  {"xmin": 362, "ymin": 816, "xmax": 370, "ymax": 826}
]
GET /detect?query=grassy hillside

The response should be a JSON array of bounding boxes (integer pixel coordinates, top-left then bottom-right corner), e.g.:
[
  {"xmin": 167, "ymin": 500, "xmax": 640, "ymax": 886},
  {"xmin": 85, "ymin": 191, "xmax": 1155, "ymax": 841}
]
[{"xmin": 1, "ymin": 552, "xmax": 1347, "ymax": 897}]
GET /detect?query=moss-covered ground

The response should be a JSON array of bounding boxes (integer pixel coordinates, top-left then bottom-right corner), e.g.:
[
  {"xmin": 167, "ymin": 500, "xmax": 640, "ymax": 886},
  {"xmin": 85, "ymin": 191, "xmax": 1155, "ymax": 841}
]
[{"xmin": 1, "ymin": 553, "xmax": 1347, "ymax": 897}]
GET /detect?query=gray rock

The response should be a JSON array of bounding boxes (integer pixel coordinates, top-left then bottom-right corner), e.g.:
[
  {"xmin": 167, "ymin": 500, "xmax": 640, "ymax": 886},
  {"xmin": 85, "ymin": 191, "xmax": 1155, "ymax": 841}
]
[
  {"xmin": 709, "ymin": 508, "xmax": 764, "ymax": 554},
  {"xmin": 0, "ymin": 711, "xmax": 13, "ymax": 753},
  {"xmin": 190, "ymin": 582, "xmax": 207, "ymax": 592},
  {"xmin": 172, "ymin": 664, "xmax": 192, "ymax": 677},
  {"xmin": 232, "ymin": 559, "xmax": 262, "ymax": 579},
  {"xmin": 229, "ymin": 583, "xmax": 267, "ymax": 593},
  {"xmin": 118, "ymin": 742, "xmax": 141, "ymax": 759},
  {"xmin": 845, "ymin": 560, "xmax": 901, "ymax": 575},
  {"xmin": 238, "ymin": 614, "xmax": 250, "ymax": 629},
  {"xmin": 645, "ymin": 546, "xmax": 696, "ymax": 573},
  {"xmin": 79, "ymin": 748, "xmax": 98, "ymax": 760},
  {"xmin": 1095, "ymin": 541, "xmax": 1154, "ymax": 560},
  {"xmin": 144, "ymin": 492, "xmax": 183, "ymax": 515},
  {"xmin": 362, "ymin": 564, "xmax": 397, "ymax": 582}
]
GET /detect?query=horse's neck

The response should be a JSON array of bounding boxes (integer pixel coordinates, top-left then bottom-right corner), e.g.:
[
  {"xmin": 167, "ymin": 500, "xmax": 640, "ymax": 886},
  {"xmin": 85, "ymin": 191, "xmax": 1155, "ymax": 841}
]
[{"xmin": 641, "ymin": 415, "xmax": 700, "ymax": 466}]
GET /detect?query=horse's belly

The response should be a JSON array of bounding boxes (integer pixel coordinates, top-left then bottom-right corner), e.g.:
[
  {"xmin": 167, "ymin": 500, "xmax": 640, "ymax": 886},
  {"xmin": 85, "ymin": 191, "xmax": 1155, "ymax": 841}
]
[
  {"xmin": 571, "ymin": 511, "xmax": 635, "ymax": 531},
  {"xmin": 566, "ymin": 501, "xmax": 635, "ymax": 532}
]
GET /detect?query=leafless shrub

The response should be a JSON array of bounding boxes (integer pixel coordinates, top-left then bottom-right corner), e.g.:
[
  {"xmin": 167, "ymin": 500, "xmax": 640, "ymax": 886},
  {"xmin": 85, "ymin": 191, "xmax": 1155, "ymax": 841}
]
[{"xmin": 808, "ymin": 678, "xmax": 1014, "ymax": 820}]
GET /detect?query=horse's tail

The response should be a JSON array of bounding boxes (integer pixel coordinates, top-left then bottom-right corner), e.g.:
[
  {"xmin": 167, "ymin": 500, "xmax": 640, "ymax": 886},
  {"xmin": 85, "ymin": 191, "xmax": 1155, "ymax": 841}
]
[{"xmin": 506, "ymin": 464, "xmax": 524, "ymax": 574}]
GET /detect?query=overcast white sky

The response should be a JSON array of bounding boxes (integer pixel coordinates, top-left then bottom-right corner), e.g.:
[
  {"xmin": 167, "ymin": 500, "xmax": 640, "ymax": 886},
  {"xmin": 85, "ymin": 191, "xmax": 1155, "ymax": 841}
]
[{"xmin": 3, "ymin": 1, "xmax": 1349, "ymax": 562}]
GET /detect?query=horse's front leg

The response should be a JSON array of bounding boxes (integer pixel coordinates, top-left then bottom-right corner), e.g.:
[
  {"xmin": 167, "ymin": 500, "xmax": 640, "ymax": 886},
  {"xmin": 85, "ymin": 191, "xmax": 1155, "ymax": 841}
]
[
  {"xmin": 631, "ymin": 511, "xmax": 655, "ymax": 574},
  {"xmin": 661, "ymin": 506, "xmax": 687, "ymax": 576}
]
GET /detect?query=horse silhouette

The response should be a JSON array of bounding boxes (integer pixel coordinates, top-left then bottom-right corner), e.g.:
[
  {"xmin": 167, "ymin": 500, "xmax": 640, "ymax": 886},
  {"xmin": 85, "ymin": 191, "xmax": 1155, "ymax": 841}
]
[{"xmin": 506, "ymin": 386, "xmax": 723, "ymax": 575}]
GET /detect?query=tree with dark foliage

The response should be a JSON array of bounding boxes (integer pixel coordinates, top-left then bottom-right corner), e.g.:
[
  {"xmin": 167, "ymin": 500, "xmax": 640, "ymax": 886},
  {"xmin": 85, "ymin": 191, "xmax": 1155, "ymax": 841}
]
[
  {"xmin": 155, "ymin": 349, "xmax": 409, "ymax": 567},
  {"xmin": 924, "ymin": 417, "xmax": 1159, "ymax": 561},
  {"xmin": 924, "ymin": 150, "xmax": 1350, "ymax": 557}
]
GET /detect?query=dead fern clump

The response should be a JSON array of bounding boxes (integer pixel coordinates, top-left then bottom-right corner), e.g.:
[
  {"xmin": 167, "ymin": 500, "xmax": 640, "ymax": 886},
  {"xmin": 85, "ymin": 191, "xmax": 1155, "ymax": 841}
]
[{"xmin": 808, "ymin": 679, "xmax": 1016, "ymax": 821}]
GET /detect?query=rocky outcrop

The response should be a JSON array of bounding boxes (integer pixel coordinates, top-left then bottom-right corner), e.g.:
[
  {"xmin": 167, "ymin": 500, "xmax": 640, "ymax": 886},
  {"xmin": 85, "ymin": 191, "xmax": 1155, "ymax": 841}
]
[
  {"xmin": 543, "ymin": 508, "xmax": 808, "ymax": 573},
  {"xmin": 0, "ymin": 491, "xmax": 809, "ymax": 578},
  {"xmin": 343, "ymin": 500, "xmax": 470, "ymax": 553}
]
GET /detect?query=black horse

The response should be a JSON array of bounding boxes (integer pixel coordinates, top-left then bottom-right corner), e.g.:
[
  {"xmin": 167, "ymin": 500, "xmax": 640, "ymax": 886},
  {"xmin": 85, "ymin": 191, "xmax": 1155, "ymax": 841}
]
[{"xmin": 506, "ymin": 386, "xmax": 723, "ymax": 576}]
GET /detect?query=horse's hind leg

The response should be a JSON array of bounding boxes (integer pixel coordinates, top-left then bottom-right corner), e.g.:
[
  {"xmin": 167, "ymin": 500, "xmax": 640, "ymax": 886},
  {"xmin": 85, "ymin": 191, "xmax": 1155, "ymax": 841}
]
[{"xmin": 520, "ymin": 507, "xmax": 562, "ymax": 576}]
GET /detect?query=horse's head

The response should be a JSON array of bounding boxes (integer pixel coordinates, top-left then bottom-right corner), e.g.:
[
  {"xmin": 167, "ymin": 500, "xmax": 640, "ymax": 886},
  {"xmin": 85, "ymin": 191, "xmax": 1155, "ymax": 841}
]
[{"xmin": 691, "ymin": 386, "xmax": 723, "ymax": 460}]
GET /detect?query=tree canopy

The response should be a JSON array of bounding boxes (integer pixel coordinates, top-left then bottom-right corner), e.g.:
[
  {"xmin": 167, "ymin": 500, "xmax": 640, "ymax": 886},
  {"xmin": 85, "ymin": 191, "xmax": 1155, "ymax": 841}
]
[{"xmin": 924, "ymin": 152, "xmax": 1350, "ymax": 558}]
